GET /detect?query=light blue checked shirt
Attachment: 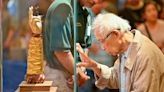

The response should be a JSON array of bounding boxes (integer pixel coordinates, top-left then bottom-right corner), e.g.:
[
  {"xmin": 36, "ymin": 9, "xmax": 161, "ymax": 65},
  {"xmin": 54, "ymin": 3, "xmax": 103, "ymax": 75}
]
[{"xmin": 120, "ymin": 43, "xmax": 132, "ymax": 92}]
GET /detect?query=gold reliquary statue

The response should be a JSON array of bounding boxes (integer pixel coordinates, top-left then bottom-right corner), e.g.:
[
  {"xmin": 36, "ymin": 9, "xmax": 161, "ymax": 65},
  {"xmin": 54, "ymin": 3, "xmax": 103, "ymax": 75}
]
[{"xmin": 25, "ymin": 6, "xmax": 45, "ymax": 84}]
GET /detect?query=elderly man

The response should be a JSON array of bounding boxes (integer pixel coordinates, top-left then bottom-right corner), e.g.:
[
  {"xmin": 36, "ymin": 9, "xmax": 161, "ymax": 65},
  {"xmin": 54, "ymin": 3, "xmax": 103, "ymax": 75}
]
[{"xmin": 77, "ymin": 13, "xmax": 164, "ymax": 92}]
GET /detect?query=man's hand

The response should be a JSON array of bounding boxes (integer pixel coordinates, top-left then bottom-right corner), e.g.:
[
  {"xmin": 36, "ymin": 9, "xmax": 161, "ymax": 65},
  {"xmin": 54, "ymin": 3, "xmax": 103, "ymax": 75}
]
[
  {"xmin": 67, "ymin": 76, "xmax": 74, "ymax": 89},
  {"xmin": 76, "ymin": 43, "xmax": 98, "ymax": 68},
  {"xmin": 25, "ymin": 74, "xmax": 45, "ymax": 84},
  {"xmin": 77, "ymin": 67, "xmax": 90, "ymax": 87},
  {"xmin": 67, "ymin": 68, "xmax": 90, "ymax": 88},
  {"xmin": 76, "ymin": 43, "xmax": 102, "ymax": 77}
]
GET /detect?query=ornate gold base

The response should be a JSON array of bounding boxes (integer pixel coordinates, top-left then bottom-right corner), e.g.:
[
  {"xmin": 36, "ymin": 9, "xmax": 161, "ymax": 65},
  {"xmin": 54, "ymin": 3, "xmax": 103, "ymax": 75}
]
[{"xmin": 16, "ymin": 81, "xmax": 57, "ymax": 92}]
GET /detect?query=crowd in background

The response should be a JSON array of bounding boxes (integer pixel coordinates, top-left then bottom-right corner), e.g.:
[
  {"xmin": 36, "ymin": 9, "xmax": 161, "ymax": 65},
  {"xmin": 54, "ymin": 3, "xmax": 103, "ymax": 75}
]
[{"xmin": 2, "ymin": 0, "xmax": 164, "ymax": 61}]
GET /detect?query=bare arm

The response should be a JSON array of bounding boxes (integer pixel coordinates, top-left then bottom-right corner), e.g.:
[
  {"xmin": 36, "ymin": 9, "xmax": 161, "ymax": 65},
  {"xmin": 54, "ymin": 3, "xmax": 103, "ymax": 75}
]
[{"xmin": 54, "ymin": 51, "xmax": 74, "ymax": 75}]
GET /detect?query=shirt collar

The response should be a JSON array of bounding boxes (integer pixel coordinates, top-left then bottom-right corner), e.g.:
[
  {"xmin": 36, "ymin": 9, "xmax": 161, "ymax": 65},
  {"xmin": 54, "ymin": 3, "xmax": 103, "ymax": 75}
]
[
  {"xmin": 124, "ymin": 30, "xmax": 142, "ymax": 71},
  {"xmin": 122, "ymin": 42, "xmax": 133, "ymax": 59}
]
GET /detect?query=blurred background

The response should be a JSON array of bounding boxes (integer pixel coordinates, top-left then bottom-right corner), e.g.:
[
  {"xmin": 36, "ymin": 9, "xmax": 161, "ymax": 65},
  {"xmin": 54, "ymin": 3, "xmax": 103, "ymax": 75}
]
[
  {"xmin": 2, "ymin": 0, "xmax": 51, "ymax": 91},
  {"xmin": 1, "ymin": 0, "xmax": 164, "ymax": 92}
]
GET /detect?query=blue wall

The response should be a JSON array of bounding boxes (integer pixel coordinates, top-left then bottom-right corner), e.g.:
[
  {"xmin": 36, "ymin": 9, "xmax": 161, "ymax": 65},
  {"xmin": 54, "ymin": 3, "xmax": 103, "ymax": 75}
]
[{"xmin": 3, "ymin": 60, "xmax": 27, "ymax": 92}]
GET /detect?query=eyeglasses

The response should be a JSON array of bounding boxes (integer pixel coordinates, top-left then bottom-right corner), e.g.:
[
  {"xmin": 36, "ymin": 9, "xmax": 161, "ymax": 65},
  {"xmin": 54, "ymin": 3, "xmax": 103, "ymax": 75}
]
[
  {"xmin": 98, "ymin": 32, "xmax": 112, "ymax": 43},
  {"xmin": 98, "ymin": 28, "xmax": 121, "ymax": 43}
]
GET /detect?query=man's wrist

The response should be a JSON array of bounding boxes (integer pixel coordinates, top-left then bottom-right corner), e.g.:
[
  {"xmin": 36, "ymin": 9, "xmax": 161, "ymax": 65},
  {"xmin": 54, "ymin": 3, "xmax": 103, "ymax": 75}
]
[
  {"xmin": 91, "ymin": 62, "xmax": 100, "ymax": 70},
  {"xmin": 91, "ymin": 63, "xmax": 101, "ymax": 77}
]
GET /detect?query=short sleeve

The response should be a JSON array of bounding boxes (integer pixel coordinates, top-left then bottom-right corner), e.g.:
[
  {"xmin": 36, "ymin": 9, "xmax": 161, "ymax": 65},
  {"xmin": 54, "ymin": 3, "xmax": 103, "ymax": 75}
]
[{"xmin": 49, "ymin": 4, "xmax": 72, "ymax": 52}]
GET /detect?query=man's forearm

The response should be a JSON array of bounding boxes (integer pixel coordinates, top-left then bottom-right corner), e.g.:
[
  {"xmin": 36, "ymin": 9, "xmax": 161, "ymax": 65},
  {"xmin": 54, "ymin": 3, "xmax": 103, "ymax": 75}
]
[{"xmin": 54, "ymin": 51, "xmax": 74, "ymax": 74}]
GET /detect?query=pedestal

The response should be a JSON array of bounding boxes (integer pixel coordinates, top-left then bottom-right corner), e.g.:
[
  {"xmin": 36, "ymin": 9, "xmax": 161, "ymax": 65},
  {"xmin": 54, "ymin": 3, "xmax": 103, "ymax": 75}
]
[{"xmin": 16, "ymin": 81, "xmax": 57, "ymax": 92}]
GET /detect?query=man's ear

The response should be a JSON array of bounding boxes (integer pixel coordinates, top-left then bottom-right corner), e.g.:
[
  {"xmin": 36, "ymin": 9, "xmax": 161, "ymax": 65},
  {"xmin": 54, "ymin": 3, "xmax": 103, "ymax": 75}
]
[{"xmin": 111, "ymin": 30, "xmax": 121, "ymax": 38}]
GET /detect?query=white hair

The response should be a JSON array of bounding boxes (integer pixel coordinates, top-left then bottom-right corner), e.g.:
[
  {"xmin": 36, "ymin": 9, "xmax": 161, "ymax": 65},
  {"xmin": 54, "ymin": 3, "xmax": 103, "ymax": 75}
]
[{"xmin": 93, "ymin": 13, "xmax": 131, "ymax": 37}]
